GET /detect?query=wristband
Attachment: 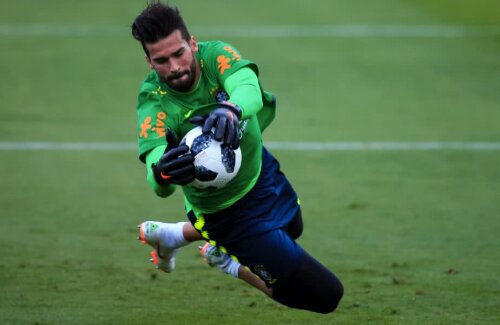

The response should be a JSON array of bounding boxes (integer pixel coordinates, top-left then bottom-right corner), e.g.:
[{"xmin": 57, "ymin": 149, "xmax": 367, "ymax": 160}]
[{"xmin": 220, "ymin": 101, "xmax": 242, "ymax": 119}]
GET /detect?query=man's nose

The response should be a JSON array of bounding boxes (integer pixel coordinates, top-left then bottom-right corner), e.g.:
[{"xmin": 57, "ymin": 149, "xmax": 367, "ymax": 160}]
[{"xmin": 170, "ymin": 59, "xmax": 181, "ymax": 73}]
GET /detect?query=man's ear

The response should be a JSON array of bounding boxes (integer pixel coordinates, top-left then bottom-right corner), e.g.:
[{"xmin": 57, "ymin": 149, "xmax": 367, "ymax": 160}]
[{"xmin": 190, "ymin": 36, "xmax": 198, "ymax": 53}]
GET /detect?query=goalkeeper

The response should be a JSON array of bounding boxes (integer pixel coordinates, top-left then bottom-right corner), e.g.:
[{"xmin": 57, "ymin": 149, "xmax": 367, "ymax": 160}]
[{"xmin": 131, "ymin": 2, "xmax": 343, "ymax": 314}]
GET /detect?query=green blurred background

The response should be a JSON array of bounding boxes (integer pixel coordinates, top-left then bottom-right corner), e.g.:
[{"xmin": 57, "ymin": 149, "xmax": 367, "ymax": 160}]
[{"xmin": 1, "ymin": 1, "xmax": 499, "ymax": 324}]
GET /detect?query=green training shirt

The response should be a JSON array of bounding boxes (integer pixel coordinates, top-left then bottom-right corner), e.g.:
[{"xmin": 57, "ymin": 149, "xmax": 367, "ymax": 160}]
[{"xmin": 136, "ymin": 40, "xmax": 276, "ymax": 214}]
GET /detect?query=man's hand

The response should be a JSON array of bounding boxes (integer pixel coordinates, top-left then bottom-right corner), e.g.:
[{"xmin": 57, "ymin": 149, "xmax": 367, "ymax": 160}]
[
  {"xmin": 189, "ymin": 102, "xmax": 241, "ymax": 149},
  {"xmin": 152, "ymin": 129, "xmax": 194, "ymax": 186}
]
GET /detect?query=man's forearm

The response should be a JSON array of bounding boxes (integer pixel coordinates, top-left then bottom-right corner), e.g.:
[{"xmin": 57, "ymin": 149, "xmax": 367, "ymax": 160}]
[
  {"xmin": 145, "ymin": 145, "xmax": 176, "ymax": 197},
  {"xmin": 224, "ymin": 67, "xmax": 263, "ymax": 119}
]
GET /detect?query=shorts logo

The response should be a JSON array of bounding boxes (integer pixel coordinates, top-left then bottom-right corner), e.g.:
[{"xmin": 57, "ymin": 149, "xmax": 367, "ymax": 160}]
[
  {"xmin": 254, "ymin": 264, "xmax": 277, "ymax": 285},
  {"xmin": 139, "ymin": 112, "xmax": 167, "ymax": 138}
]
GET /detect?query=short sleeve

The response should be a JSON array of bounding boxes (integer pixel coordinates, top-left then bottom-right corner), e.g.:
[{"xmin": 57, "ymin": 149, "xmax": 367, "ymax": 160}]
[
  {"xmin": 202, "ymin": 41, "xmax": 258, "ymax": 86},
  {"xmin": 137, "ymin": 85, "xmax": 176, "ymax": 162}
]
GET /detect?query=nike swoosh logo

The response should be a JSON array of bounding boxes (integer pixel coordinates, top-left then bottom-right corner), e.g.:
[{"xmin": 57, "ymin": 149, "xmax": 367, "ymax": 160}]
[
  {"xmin": 160, "ymin": 172, "xmax": 172, "ymax": 180},
  {"xmin": 184, "ymin": 111, "xmax": 193, "ymax": 119}
]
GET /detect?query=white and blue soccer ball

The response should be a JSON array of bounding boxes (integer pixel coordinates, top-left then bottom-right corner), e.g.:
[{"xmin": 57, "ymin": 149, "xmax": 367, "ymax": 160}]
[{"xmin": 181, "ymin": 126, "xmax": 241, "ymax": 189}]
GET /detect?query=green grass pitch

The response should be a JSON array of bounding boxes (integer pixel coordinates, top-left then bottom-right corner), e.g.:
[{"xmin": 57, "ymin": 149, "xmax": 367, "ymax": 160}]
[{"xmin": 1, "ymin": 0, "xmax": 500, "ymax": 324}]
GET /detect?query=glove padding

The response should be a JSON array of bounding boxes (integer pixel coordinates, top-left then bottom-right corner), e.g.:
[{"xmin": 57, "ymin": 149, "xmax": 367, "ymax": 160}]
[
  {"xmin": 152, "ymin": 129, "xmax": 195, "ymax": 186},
  {"xmin": 189, "ymin": 103, "xmax": 241, "ymax": 149}
]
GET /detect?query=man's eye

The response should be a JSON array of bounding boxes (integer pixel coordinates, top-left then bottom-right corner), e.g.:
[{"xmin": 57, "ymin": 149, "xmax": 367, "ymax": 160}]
[{"xmin": 155, "ymin": 58, "xmax": 167, "ymax": 64}]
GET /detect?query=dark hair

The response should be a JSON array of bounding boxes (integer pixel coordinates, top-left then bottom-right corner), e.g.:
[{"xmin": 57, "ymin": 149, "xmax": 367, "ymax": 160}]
[{"xmin": 131, "ymin": 1, "xmax": 191, "ymax": 56}]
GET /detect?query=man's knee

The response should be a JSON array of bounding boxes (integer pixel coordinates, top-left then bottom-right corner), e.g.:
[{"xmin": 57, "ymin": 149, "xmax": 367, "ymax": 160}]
[{"xmin": 272, "ymin": 252, "xmax": 343, "ymax": 314}]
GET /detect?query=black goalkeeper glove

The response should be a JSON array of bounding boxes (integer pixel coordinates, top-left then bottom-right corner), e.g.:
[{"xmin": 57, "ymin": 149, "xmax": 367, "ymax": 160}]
[
  {"xmin": 152, "ymin": 128, "xmax": 195, "ymax": 186},
  {"xmin": 189, "ymin": 102, "xmax": 242, "ymax": 149}
]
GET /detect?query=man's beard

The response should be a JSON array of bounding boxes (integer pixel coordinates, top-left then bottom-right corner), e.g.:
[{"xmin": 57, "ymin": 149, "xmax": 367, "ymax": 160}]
[{"xmin": 165, "ymin": 56, "xmax": 197, "ymax": 92}]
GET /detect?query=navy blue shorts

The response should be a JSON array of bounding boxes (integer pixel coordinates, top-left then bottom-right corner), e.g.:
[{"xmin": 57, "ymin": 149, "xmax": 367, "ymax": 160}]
[{"xmin": 188, "ymin": 147, "xmax": 304, "ymax": 286}]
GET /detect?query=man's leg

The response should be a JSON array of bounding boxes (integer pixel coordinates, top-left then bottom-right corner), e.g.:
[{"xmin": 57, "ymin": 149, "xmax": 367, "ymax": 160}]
[
  {"xmin": 139, "ymin": 218, "xmax": 342, "ymax": 313},
  {"xmin": 183, "ymin": 214, "xmax": 342, "ymax": 313},
  {"xmin": 138, "ymin": 221, "xmax": 273, "ymax": 297},
  {"xmin": 138, "ymin": 221, "xmax": 199, "ymax": 272},
  {"xmin": 271, "ymin": 250, "xmax": 343, "ymax": 314},
  {"xmin": 199, "ymin": 242, "xmax": 272, "ymax": 297},
  {"xmin": 180, "ymin": 221, "xmax": 204, "ymax": 241},
  {"xmin": 221, "ymin": 228, "xmax": 344, "ymax": 314},
  {"xmin": 238, "ymin": 265, "xmax": 273, "ymax": 297},
  {"xmin": 199, "ymin": 238, "xmax": 343, "ymax": 312}
]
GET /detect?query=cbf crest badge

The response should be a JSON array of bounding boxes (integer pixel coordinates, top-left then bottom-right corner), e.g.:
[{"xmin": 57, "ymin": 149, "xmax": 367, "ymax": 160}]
[
  {"xmin": 254, "ymin": 264, "xmax": 277, "ymax": 285},
  {"xmin": 214, "ymin": 89, "xmax": 229, "ymax": 103}
]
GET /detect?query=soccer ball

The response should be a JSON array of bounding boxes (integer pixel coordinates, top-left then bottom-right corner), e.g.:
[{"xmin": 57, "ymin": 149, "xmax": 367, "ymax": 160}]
[{"xmin": 181, "ymin": 126, "xmax": 242, "ymax": 189}]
